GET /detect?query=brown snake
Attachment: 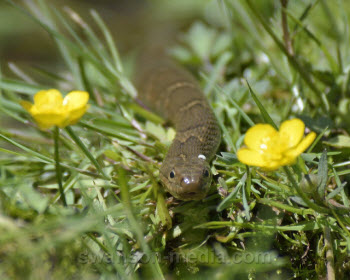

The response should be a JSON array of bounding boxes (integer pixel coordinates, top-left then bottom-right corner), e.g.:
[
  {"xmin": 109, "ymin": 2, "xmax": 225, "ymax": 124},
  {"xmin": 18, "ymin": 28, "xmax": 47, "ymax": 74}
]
[{"xmin": 135, "ymin": 50, "xmax": 221, "ymax": 200}]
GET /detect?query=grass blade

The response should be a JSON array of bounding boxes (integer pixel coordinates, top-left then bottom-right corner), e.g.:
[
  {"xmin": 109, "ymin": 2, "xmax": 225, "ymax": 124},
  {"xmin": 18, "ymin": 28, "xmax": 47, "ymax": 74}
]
[
  {"xmin": 317, "ymin": 149, "xmax": 328, "ymax": 200},
  {"xmin": 65, "ymin": 126, "xmax": 110, "ymax": 180},
  {"xmin": 245, "ymin": 79, "xmax": 277, "ymax": 129}
]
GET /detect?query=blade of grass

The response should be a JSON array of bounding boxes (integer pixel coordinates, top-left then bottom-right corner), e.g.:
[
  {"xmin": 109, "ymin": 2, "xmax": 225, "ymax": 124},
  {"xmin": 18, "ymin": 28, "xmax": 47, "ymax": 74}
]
[
  {"xmin": 217, "ymin": 172, "xmax": 247, "ymax": 212},
  {"xmin": 35, "ymin": 0, "xmax": 84, "ymax": 89},
  {"xmin": 245, "ymin": 0, "xmax": 329, "ymax": 112},
  {"xmin": 156, "ymin": 192, "xmax": 172, "ymax": 230},
  {"xmin": 55, "ymin": 5, "xmax": 136, "ymax": 98},
  {"xmin": 245, "ymin": 79, "xmax": 277, "ymax": 129},
  {"xmin": 0, "ymin": 133, "xmax": 53, "ymax": 163},
  {"xmin": 285, "ymin": 8, "xmax": 338, "ymax": 74},
  {"xmin": 65, "ymin": 126, "xmax": 110, "ymax": 180},
  {"xmin": 195, "ymin": 219, "xmax": 323, "ymax": 231},
  {"xmin": 0, "ymin": 78, "xmax": 49, "ymax": 95},
  {"xmin": 29, "ymin": 65, "xmax": 68, "ymax": 82},
  {"xmin": 117, "ymin": 167, "xmax": 164, "ymax": 279},
  {"xmin": 50, "ymin": 172, "xmax": 79, "ymax": 204},
  {"xmin": 79, "ymin": 121, "xmax": 141, "ymax": 144},
  {"xmin": 242, "ymin": 167, "xmax": 251, "ymax": 220},
  {"xmin": 90, "ymin": 9, "xmax": 123, "ymax": 72},
  {"xmin": 204, "ymin": 51, "xmax": 232, "ymax": 96},
  {"xmin": 317, "ymin": 149, "xmax": 328, "ymax": 200},
  {"xmin": 6, "ymin": 0, "xmax": 134, "ymax": 97},
  {"xmin": 211, "ymin": 81, "xmax": 255, "ymax": 127},
  {"xmin": 224, "ymin": 0, "xmax": 289, "ymax": 81},
  {"xmin": 331, "ymin": 167, "xmax": 350, "ymax": 207},
  {"xmin": 258, "ymin": 198, "xmax": 315, "ymax": 215},
  {"xmin": 284, "ymin": 166, "xmax": 330, "ymax": 214},
  {"xmin": 8, "ymin": 62, "xmax": 36, "ymax": 84},
  {"xmin": 307, "ymin": 126, "xmax": 328, "ymax": 153}
]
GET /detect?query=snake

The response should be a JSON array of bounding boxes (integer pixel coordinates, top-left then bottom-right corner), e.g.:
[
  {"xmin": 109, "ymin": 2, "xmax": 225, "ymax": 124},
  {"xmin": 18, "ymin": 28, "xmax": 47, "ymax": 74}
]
[{"xmin": 135, "ymin": 49, "xmax": 221, "ymax": 200}]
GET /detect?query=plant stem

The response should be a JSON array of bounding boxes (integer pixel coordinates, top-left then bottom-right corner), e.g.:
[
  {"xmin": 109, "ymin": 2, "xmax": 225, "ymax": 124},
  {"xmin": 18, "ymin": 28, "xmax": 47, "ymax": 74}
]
[
  {"xmin": 280, "ymin": 0, "xmax": 294, "ymax": 56},
  {"xmin": 246, "ymin": 0, "xmax": 329, "ymax": 112},
  {"xmin": 54, "ymin": 126, "xmax": 67, "ymax": 206}
]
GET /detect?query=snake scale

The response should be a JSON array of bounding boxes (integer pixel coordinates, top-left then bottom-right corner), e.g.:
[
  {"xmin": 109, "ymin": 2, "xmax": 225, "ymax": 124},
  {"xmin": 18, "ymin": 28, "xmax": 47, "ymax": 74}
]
[{"xmin": 135, "ymin": 49, "xmax": 221, "ymax": 200}]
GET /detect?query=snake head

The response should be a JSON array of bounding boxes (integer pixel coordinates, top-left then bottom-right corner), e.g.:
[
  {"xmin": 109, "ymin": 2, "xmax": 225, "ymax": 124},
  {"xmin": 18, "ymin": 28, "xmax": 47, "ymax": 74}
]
[{"xmin": 159, "ymin": 155, "xmax": 212, "ymax": 201}]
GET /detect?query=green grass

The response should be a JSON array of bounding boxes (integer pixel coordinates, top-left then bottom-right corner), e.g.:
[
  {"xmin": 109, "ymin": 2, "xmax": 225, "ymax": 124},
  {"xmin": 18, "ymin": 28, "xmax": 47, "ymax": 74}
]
[{"xmin": 1, "ymin": 0, "xmax": 350, "ymax": 279}]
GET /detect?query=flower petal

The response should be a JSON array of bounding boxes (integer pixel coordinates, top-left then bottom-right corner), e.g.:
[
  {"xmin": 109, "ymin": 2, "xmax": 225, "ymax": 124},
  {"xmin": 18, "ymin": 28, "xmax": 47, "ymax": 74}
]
[
  {"xmin": 32, "ymin": 113, "xmax": 67, "ymax": 130},
  {"xmin": 279, "ymin": 154, "xmax": 297, "ymax": 166},
  {"xmin": 64, "ymin": 105, "xmax": 90, "ymax": 126},
  {"xmin": 279, "ymin": 118, "xmax": 305, "ymax": 149},
  {"xmin": 20, "ymin": 100, "xmax": 33, "ymax": 112},
  {"xmin": 237, "ymin": 148, "xmax": 267, "ymax": 167},
  {"xmin": 62, "ymin": 91, "xmax": 89, "ymax": 126},
  {"xmin": 63, "ymin": 91, "xmax": 89, "ymax": 111},
  {"xmin": 261, "ymin": 161, "xmax": 282, "ymax": 171},
  {"xmin": 34, "ymin": 89, "xmax": 63, "ymax": 109},
  {"xmin": 285, "ymin": 132, "xmax": 316, "ymax": 158},
  {"xmin": 244, "ymin": 124, "xmax": 278, "ymax": 151}
]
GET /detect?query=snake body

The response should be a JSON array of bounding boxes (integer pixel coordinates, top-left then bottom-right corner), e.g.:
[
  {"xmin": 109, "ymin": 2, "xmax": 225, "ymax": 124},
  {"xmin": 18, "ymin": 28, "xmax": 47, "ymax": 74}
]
[{"xmin": 136, "ymin": 50, "xmax": 221, "ymax": 200}]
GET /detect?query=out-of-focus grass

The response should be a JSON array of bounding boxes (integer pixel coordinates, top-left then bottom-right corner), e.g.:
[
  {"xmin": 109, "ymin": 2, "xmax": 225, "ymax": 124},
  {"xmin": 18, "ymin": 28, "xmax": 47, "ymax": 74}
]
[{"xmin": 1, "ymin": 0, "xmax": 350, "ymax": 279}]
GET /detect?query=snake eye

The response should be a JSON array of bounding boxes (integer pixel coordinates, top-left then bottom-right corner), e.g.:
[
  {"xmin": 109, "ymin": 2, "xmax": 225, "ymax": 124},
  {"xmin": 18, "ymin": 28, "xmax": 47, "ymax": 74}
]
[
  {"xmin": 169, "ymin": 171, "xmax": 175, "ymax": 179},
  {"xmin": 203, "ymin": 169, "xmax": 210, "ymax": 177}
]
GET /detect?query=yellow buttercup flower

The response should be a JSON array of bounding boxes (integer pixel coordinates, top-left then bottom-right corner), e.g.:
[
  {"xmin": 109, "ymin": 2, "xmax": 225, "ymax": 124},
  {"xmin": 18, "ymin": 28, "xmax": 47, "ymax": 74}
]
[
  {"xmin": 237, "ymin": 118, "xmax": 316, "ymax": 170},
  {"xmin": 21, "ymin": 89, "xmax": 89, "ymax": 130}
]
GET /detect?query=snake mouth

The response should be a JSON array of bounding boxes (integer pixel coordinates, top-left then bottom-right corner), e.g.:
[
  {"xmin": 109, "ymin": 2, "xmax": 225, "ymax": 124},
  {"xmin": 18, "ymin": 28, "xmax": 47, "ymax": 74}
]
[
  {"xmin": 184, "ymin": 192, "xmax": 197, "ymax": 196},
  {"xmin": 178, "ymin": 191, "xmax": 206, "ymax": 201}
]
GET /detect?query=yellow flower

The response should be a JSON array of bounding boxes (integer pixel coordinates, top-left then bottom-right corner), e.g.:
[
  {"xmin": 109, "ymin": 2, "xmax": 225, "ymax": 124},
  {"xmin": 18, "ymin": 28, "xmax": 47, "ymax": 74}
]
[
  {"xmin": 21, "ymin": 89, "xmax": 89, "ymax": 130},
  {"xmin": 237, "ymin": 118, "xmax": 316, "ymax": 170}
]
